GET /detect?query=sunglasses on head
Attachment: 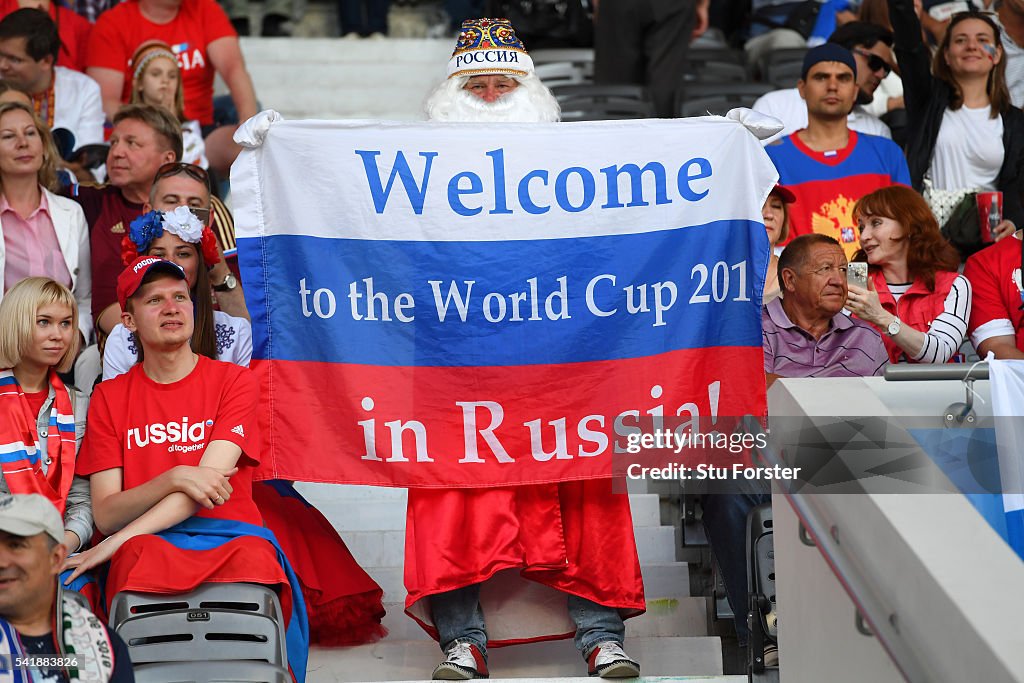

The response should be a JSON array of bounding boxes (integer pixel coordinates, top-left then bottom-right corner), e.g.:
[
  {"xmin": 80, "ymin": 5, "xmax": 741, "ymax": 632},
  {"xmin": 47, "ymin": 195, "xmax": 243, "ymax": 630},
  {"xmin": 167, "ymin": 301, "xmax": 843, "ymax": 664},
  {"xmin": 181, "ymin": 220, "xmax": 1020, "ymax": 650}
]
[
  {"xmin": 853, "ymin": 48, "xmax": 892, "ymax": 76},
  {"xmin": 154, "ymin": 162, "xmax": 212, "ymax": 192},
  {"xmin": 153, "ymin": 162, "xmax": 213, "ymax": 224}
]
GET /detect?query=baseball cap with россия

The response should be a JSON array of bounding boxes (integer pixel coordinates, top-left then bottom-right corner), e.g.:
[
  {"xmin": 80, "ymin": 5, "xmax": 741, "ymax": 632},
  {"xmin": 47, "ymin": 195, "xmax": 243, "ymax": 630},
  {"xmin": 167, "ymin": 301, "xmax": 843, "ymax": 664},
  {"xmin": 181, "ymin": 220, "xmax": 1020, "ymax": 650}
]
[
  {"xmin": 116, "ymin": 256, "xmax": 186, "ymax": 310},
  {"xmin": 0, "ymin": 494, "xmax": 64, "ymax": 544}
]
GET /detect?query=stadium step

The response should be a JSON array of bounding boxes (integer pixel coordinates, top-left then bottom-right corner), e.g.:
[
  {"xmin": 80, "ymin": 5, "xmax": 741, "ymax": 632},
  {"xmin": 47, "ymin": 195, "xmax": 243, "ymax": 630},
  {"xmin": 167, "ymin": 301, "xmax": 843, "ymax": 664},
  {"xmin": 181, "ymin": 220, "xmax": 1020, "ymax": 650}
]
[
  {"xmin": 292, "ymin": 479, "xmax": 718, "ymax": 679},
  {"xmin": 308, "ymin": 492, "xmax": 661, "ymax": 532},
  {"xmin": 295, "ymin": 482, "xmax": 406, "ymax": 501},
  {"xmin": 235, "ymin": 37, "xmax": 452, "ymax": 120},
  {"xmin": 366, "ymin": 561, "xmax": 690, "ymax": 605},
  {"xmin": 339, "ymin": 526, "xmax": 676, "ymax": 568},
  {"xmin": 377, "ymin": 595, "xmax": 709, "ymax": 641},
  {"xmin": 306, "ymin": 637, "xmax": 726, "ymax": 681}
]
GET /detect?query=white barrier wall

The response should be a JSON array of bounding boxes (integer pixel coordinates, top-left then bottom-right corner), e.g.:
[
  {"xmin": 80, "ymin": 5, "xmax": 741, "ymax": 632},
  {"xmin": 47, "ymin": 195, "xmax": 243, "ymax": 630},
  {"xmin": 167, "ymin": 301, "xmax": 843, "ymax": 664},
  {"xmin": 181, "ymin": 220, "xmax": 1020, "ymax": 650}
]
[{"xmin": 768, "ymin": 377, "xmax": 1024, "ymax": 683}]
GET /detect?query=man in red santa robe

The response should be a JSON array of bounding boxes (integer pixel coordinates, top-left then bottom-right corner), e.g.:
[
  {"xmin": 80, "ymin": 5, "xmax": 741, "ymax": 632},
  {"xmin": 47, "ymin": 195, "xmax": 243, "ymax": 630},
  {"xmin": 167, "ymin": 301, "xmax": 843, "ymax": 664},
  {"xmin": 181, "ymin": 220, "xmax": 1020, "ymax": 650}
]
[{"xmin": 409, "ymin": 18, "xmax": 646, "ymax": 681}]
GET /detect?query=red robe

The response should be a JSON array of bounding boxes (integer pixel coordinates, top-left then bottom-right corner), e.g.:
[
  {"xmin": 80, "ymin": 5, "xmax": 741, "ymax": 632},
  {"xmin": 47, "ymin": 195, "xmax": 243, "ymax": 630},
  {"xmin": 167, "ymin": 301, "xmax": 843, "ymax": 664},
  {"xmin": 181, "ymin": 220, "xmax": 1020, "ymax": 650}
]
[
  {"xmin": 404, "ymin": 479, "xmax": 645, "ymax": 646},
  {"xmin": 254, "ymin": 482, "xmax": 387, "ymax": 646}
]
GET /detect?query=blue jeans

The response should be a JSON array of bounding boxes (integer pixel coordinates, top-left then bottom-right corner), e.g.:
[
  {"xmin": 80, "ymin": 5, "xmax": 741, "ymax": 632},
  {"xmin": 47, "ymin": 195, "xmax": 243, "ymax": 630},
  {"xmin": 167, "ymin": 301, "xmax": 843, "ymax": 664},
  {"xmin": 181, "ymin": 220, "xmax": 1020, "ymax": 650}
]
[
  {"xmin": 431, "ymin": 584, "xmax": 625, "ymax": 658},
  {"xmin": 701, "ymin": 490, "xmax": 771, "ymax": 646}
]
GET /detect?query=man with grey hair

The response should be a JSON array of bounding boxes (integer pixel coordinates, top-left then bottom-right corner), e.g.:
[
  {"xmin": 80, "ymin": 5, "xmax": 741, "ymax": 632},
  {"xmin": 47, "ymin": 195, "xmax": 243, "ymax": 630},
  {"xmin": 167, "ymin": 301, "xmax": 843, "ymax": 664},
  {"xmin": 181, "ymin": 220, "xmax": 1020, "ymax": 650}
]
[
  {"xmin": 0, "ymin": 493, "xmax": 134, "ymax": 682},
  {"xmin": 414, "ymin": 19, "xmax": 643, "ymax": 681},
  {"xmin": 69, "ymin": 104, "xmax": 244, "ymax": 339}
]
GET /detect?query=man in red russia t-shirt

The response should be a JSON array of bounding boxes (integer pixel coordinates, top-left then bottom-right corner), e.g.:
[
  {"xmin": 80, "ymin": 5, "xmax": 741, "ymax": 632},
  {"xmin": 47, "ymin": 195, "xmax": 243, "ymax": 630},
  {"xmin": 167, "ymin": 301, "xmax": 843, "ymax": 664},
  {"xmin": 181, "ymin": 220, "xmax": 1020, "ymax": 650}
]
[
  {"xmin": 964, "ymin": 232, "xmax": 1024, "ymax": 358},
  {"xmin": 65, "ymin": 256, "xmax": 289, "ymax": 611},
  {"xmin": 84, "ymin": 0, "xmax": 257, "ymax": 176}
]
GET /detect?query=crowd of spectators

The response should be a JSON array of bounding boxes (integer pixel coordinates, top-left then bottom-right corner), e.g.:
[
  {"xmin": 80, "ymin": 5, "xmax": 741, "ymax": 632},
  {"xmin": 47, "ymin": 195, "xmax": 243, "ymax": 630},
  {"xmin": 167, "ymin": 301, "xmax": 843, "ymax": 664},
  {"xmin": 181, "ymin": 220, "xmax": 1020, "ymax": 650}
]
[{"xmin": 3, "ymin": 0, "xmax": 1024, "ymax": 680}]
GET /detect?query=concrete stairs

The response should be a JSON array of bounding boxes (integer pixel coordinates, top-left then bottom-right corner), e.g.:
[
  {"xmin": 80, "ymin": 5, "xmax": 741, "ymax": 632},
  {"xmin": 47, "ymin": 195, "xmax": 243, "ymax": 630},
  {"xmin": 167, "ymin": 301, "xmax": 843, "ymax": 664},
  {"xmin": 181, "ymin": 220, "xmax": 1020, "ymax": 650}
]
[
  {"xmin": 235, "ymin": 37, "xmax": 452, "ymax": 121},
  {"xmin": 293, "ymin": 482, "xmax": 734, "ymax": 682}
]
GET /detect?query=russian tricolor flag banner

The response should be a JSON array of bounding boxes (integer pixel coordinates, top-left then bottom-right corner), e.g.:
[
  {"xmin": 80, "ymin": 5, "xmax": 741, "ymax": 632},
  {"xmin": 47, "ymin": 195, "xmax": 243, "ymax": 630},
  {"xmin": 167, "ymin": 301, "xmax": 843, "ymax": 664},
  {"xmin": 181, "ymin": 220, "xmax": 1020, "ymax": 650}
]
[{"xmin": 232, "ymin": 113, "xmax": 777, "ymax": 488}]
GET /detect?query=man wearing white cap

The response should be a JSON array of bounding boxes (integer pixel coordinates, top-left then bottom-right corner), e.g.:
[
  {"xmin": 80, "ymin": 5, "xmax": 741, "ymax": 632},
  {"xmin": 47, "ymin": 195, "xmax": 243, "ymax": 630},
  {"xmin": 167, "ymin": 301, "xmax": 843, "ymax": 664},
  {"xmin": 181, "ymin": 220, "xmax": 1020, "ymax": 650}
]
[
  {"xmin": 411, "ymin": 20, "xmax": 645, "ymax": 681},
  {"xmin": 0, "ymin": 493, "xmax": 134, "ymax": 682}
]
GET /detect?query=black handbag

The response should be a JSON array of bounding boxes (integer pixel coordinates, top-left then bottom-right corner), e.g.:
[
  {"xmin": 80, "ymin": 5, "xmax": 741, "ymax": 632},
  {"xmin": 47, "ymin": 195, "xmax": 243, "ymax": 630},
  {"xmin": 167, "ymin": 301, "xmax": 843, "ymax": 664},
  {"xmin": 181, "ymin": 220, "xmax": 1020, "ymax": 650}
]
[
  {"xmin": 939, "ymin": 192, "xmax": 986, "ymax": 259},
  {"xmin": 485, "ymin": 0, "xmax": 594, "ymax": 48}
]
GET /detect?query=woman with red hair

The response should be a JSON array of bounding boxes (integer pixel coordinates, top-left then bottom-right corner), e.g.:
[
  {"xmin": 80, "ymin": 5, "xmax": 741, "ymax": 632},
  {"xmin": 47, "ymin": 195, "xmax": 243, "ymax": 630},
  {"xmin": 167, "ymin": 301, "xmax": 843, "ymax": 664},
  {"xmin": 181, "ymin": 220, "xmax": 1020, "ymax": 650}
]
[{"xmin": 845, "ymin": 185, "xmax": 972, "ymax": 363}]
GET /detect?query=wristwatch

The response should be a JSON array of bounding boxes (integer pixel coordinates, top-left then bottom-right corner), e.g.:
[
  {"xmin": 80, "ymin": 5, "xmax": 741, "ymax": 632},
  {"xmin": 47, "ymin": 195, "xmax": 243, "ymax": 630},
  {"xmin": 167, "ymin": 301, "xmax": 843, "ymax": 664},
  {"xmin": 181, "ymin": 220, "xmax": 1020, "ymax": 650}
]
[
  {"xmin": 886, "ymin": 317, "xmax": 902, "ymax": 337},
  {"xmin": 213, "ymin": 273, "xmax": 238, "ymax": 293}
]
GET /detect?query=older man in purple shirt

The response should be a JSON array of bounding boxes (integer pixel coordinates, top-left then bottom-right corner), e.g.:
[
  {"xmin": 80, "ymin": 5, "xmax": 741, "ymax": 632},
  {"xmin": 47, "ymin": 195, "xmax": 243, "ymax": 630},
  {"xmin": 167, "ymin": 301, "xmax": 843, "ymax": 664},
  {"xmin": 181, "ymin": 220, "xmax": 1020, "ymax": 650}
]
[
  {"xmin": 763, "ymin": 233, "xmax": 888, "ymax": 383},
  {"xmin": 700, "ymin": 234, "xmax": 887, "ymax": 667}
]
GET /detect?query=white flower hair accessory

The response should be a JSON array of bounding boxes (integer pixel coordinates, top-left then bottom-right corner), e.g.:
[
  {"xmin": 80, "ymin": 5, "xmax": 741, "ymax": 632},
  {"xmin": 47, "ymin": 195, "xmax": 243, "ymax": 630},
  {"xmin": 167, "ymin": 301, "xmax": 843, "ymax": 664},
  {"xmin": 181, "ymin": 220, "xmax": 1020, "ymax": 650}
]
[
  {"xmin": 162, "ymin": 205, "xmax": 205, "ymax": 243},
  {"xmin": 123, "ymin": 208, "xmax": 222, "ymax": 266}
]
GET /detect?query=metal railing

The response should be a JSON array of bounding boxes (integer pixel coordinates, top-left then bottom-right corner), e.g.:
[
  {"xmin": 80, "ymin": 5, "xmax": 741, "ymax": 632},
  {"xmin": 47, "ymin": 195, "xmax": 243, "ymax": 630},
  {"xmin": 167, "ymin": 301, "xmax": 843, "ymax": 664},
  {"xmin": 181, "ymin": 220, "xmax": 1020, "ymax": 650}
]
[
  {"xmin": 884, "ymin": 363, "xmax": 989, "ymax": 382},
  {"xmin": 742, "ymin": 414, "xmax": 933, "ymax": 683}
]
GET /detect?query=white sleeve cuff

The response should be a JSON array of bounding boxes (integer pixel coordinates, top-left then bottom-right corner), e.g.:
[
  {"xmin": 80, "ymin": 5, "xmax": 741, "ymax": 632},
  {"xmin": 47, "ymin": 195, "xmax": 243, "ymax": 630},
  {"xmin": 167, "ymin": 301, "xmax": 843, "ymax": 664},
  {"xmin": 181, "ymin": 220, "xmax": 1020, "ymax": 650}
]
[{"xmin": 970, "ymin": 318, "xmax": 1016, "ymax": 348}]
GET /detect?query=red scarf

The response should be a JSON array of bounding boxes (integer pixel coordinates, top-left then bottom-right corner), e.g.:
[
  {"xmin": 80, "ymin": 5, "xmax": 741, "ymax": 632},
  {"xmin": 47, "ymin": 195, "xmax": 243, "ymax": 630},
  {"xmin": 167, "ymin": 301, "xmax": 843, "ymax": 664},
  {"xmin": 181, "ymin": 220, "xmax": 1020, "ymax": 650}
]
[{"xmin": 0, "ymin": 369, "xmax": 77, "ymax": 516}]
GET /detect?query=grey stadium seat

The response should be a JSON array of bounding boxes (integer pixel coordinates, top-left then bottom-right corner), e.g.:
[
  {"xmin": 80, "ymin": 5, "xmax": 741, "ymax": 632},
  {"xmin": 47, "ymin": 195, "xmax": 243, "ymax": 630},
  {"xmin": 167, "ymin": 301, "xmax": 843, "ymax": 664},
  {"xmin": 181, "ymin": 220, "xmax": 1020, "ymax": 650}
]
[
  {"xmin": 676, "ymin": 82, "xmax": 775, "ymax": 117},
  {"xmin": 117, "ymin": 608, "xmax": 286, "ymax": 667},
  {"xmin": 763, "ymin": 48, "xmax": 809, "ymax": 88},
  {"xmin": 109, "ymin": 583, "xmax": 284, "ymax": 631},
  {"xmin": 534, "ymin": 61, "xmax": 590, "ymax": 87},
  {"xmin": 133, "ymin": 660, "xmax": 291, "ymax": 683}
]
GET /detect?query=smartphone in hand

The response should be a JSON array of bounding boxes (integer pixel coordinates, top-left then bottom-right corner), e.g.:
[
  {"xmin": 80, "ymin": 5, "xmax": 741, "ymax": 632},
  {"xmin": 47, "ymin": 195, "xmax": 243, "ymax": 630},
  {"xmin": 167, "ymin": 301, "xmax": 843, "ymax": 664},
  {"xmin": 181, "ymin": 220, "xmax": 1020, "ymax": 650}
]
[{"xmin": 847, "ymin": 262, "xmax": 868, "ymax": 290}]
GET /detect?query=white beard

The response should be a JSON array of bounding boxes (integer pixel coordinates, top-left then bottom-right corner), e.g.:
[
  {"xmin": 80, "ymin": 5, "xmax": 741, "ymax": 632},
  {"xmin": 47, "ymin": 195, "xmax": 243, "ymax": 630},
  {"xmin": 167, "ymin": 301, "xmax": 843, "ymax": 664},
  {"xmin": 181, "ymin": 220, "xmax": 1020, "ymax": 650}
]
[{"xmin": 424, "ymin": 73, "xmax": 561, "ymax": 123}]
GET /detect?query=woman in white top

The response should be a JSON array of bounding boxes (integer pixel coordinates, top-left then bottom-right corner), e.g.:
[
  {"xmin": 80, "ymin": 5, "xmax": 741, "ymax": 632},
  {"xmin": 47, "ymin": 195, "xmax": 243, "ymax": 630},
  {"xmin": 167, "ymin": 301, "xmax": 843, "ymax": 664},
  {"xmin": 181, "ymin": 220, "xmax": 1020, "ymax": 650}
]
[
  {"xmin": 0, "ymin": 102, "xmax": 92, "ymax": 341},
  {"xmin": 890, "ymin": 0, "xmax": 1024, "ymax": 240},
  {"xmin": 102, "ymin": 205, "xmax": 250, "ymax": 378}
]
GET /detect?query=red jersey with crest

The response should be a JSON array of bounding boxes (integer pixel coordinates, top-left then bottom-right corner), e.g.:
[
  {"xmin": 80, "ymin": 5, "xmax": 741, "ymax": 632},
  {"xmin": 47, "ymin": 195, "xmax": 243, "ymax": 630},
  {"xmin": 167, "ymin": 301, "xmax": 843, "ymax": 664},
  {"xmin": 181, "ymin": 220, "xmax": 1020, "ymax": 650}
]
[{"xmin": 766, "ymin": 130, "xmax": 911, "ymax": 259}]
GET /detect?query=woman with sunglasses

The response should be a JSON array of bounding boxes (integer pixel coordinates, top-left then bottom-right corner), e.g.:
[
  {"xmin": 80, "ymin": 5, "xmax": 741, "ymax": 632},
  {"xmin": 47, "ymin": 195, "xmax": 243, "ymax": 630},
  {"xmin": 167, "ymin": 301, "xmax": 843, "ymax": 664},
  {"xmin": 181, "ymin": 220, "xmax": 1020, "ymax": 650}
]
[{"xmin": 889, "ymin": 0, "xmax": 1024, "ymax": 242}]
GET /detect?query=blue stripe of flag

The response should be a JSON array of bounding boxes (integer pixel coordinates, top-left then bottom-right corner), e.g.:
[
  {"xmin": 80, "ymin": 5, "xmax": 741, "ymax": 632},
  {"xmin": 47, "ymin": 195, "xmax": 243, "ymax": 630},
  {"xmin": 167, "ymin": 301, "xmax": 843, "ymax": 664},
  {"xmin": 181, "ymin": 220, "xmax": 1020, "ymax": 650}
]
[{"xmin": 240, "ymin": 219, "xmax": 769, "ymax": 367}]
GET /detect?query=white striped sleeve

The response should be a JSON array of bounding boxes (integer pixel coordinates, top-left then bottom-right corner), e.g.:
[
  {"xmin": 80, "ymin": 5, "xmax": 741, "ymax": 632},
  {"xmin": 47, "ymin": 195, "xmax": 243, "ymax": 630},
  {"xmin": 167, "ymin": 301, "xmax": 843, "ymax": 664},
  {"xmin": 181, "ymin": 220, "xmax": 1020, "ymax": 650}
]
[{"xmin": 912, "ymin": 275, "xmax": 972, "ymax": 363}]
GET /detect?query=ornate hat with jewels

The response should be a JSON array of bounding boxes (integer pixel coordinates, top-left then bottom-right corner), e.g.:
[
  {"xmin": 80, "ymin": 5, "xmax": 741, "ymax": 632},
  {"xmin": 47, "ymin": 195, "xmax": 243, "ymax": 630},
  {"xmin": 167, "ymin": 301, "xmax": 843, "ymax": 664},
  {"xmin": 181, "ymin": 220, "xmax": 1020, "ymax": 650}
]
[{"xmin": 446, "ymin": 17, "xmax": 535, "ymax": 79}]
